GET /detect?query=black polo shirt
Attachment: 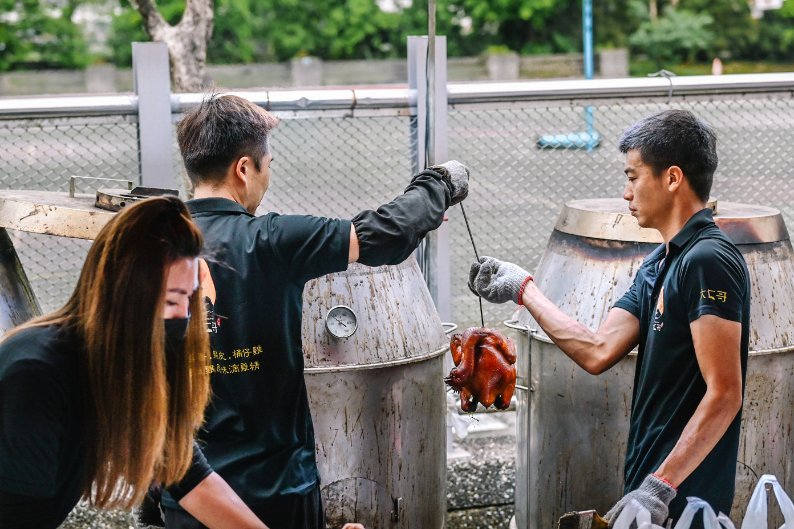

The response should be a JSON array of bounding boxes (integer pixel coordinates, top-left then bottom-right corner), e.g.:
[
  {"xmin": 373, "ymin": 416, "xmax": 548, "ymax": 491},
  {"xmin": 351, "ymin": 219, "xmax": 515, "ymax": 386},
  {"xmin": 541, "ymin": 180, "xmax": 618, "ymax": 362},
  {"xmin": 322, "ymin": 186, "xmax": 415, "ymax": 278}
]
[
  {"xmin": 0, "ymin": 325, "xmax": 213, "ymax": 528},
  {"xmin": 613, "ymin": 208, "xmax": 750, "ymax": 521},
  {"xmin": 162, "ymin": 198, "xmax": 351, "ymax": 510},
  {"xmin": 0, "ymin": 325, "xmax": 86, "ymax": 528}
]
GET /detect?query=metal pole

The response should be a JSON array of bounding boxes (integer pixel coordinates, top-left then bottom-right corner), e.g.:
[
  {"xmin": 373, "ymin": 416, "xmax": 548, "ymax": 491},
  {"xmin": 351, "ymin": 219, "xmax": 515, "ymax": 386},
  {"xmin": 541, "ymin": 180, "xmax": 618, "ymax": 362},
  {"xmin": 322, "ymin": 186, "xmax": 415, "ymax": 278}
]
[
  {"xmin": 433, "ymin": 36, "xmax": 450, "ymax": 323},
  {"xmin": 407, "ymin": 37, "xmax": 427, "ymax": 177},
  {"xmin": 427, "ymin": 0, "xmax": 436, "ymax": 166},
  {"xmin": 583, "ymin": 0, "xmax": 595, "ymax": 142},
  {"xmin": 407, "ymin": 33, "xmax": 451, "ymax": 322},
  {"xmin": 132, "ymin": 42, "xmax": 175, "ymax": 188},
  {"xmin": 583, "ymin": 0, "xmax": 594, "ymax": 81}
]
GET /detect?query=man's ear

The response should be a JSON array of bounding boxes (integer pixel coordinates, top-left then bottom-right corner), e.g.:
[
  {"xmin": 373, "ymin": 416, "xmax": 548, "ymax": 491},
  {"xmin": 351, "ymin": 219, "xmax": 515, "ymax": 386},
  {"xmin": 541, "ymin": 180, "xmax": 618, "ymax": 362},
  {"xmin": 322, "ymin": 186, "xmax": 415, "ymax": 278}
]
[
  {"xmin": 233, "ymin": 156, "xmax": 251, "ymax": 186},
  {"xmin": 666, "ymin": 165, "xmax": 685, "ymax": 192}
]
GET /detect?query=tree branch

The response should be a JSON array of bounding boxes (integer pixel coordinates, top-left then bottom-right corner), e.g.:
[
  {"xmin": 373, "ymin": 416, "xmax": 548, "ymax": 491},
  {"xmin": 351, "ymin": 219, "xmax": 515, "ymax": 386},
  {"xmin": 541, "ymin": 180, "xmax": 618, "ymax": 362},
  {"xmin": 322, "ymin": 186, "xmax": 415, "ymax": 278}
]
[
  {"xmin": 180, "ymin": 0, "xmax": 214, "ymax": 42},
  {"xmin": 128, "ymin": 0, "xmax": 168, "ymax": 39}
]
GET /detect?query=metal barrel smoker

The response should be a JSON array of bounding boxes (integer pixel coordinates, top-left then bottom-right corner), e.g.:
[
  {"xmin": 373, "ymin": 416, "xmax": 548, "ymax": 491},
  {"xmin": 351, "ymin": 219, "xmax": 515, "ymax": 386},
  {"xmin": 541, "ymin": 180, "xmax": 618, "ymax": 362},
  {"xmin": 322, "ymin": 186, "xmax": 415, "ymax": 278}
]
[
  {"xmin": 506, "ymin": 198, "xmax": 794, "ymax": 529},
  {"xmin": 303, "ymin": 259, "xmax": 448, "ymax": 528},
  {"xmin": 0, "ymin": 189, "xmax": 449, "ymax": 528},
  {"xmin": 0, "ymin": 185, "xmax": 180, "ymax": 335},
  {"xmin": 0, "ymin": 189, "xmax": 118, "ymax": 334}
]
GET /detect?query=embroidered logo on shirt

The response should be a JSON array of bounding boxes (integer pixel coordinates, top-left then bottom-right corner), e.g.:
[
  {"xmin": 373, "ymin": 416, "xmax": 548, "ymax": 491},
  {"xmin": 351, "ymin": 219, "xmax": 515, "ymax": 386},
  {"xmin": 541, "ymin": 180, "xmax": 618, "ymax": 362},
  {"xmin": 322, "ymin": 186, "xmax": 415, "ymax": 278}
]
[
  {"xmin": 700, "ymin": 289, "xmax": 727, "ymax": 302},
  {"xmin": 207, "ymin": 346, "xmax": 264, "ymax": 375},
  {"xmin": 199, "ymin": 258, "xmax": 221, "ymax": 334},
  {"xmin": 652, "ymin": 286, "xmax": 665, "ymax": 332}
]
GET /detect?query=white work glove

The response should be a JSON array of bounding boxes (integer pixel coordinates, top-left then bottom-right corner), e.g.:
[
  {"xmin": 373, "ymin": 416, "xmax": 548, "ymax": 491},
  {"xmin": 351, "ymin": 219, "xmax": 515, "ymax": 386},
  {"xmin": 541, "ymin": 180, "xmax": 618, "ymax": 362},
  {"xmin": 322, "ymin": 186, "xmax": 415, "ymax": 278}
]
[
  {"xmin": 468, "ymin": 256, "xmax": 532, "ymax": 304},
  {"xmin": 428, "ymin": 160, "xmax": 469, "ymax": 206},
  {"xmin": 605, "ymin": 474, "xmax": 677, "ymax": 527}
]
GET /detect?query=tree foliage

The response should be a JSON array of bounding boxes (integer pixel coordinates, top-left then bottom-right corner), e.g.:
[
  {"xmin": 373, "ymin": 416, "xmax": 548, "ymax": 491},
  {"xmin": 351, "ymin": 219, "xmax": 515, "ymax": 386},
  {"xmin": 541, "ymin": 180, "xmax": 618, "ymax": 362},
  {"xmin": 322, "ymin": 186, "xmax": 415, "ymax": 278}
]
[
  {"xmin": 628, "ymin": 9, "xmax": 714, "ymax": 67},
  {"xmin": 0, "ymin": 0, "xmax": 89, "ymax": 71},
  {"xmin": 752, "ymin": 0, "xmax": 794, "ymax": 61},
  {"xmin": 3, "ymin": 0, "xmax": 794, "ymax": 71}
]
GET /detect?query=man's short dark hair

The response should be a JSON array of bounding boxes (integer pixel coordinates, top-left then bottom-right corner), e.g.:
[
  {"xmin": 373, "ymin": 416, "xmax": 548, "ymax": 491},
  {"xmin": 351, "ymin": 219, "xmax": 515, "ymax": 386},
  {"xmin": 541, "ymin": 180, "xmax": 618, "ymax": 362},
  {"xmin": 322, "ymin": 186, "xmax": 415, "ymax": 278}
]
[
  {"xmin": 177, "ymin": 93, "xmax": 279, "ymax": 186},
  {"xmin": 618, "ymin": 109, "xmax": 718, "ymax": 202}
]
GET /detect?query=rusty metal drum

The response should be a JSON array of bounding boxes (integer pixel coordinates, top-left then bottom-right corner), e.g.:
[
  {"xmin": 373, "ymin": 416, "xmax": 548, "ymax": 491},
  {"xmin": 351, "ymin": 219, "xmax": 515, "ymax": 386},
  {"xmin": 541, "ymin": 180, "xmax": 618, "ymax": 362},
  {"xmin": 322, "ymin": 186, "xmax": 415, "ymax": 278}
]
[
  {"xmin": 0, "ymin": 190, "xmax": 116, "ymax": 335},
  {"xmin": 508, "ymin": 198, "xmax": 794, "ymax": 529},
  {"xmin": 302, "ymin": 258, "xmax": 448, "ymax": 528}
]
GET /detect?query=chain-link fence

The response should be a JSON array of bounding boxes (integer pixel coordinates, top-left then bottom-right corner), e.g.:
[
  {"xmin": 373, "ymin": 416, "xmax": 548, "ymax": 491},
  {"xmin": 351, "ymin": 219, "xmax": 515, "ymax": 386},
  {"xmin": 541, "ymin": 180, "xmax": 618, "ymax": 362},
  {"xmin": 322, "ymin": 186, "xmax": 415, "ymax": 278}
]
[
  {"xmin": 259, "ymin": 115, "xmax": 418, "ymax": 218},
  {"xmin": 0, "ymin": 110, "xmax": 419, "ymax": 313},
  {"xmin": 447, "ymin": 93, "xmax": 794, "ymax": 330},
  {"xmin": 1, "ymin": 85, "xmax": 793, "ymax": 323},
  {"xmin": 0, "ymin": 115, "xmax": 140, "ymax": 311}
]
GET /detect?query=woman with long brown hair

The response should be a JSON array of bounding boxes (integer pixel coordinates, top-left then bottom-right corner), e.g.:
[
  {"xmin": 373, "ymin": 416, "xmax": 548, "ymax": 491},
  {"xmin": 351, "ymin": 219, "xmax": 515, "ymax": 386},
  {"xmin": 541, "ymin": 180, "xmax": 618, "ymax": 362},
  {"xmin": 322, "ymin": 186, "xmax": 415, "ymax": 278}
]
[{"xmin": 0, "ymin": 196, "xmax": 267, "ymax": 529}]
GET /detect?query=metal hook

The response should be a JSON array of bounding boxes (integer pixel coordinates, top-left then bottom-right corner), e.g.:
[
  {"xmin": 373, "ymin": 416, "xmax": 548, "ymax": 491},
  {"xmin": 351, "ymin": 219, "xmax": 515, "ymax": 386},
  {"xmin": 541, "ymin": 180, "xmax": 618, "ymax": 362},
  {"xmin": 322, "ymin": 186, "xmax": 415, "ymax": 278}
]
[{"xmin": 648, "ymin": 69, "xmax": 677, "ymax": 104}]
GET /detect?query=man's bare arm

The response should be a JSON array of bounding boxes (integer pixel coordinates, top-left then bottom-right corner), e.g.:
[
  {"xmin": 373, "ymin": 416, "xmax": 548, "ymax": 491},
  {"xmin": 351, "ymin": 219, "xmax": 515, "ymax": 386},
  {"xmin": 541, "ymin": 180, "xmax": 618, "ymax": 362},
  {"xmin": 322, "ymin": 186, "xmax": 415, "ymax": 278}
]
[
  {"xmin": 653, "ymin": 314, "xmax": 743, "ymax": 487},
  {"xmin": 348, "ymin": 224, "xmax": 359, "ymax": 263},
  {"xmin": 522, "ymin": 281, "xmax": 640, "ymax": 375}
]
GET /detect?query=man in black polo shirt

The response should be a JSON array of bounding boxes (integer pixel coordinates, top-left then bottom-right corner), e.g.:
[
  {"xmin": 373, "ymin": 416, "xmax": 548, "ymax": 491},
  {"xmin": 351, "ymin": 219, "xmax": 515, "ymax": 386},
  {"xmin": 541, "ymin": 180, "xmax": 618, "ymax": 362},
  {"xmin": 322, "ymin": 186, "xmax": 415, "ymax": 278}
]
[
  {"xmin": 469, "ymin": 109, "xmax": 750, "ymax": 527},
  {"xmin": 161, "ymin": 93, "xmax": 468, "ymax": 529}
]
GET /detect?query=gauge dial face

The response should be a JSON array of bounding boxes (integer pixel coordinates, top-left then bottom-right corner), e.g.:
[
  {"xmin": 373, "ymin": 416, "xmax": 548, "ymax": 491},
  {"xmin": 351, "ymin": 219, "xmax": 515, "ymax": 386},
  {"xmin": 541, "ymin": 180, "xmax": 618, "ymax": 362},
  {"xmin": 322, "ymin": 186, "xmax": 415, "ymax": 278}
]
[{"xmin": 325, "ymin": 305, "xmax": 357, "ymax": 338}]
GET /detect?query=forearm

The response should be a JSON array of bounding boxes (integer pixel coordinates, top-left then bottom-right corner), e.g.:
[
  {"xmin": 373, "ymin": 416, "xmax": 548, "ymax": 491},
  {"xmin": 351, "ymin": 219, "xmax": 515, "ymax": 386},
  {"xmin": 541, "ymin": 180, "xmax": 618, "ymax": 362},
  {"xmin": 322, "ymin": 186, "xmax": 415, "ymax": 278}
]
[
  {"xmin": 654, "ymin": 387, "xmax": 742, "ymax": 487},
  {"xmin": 179, "ymin": 473, "xmax": 268, "ymax": 529},
  {"xmin": 522, "ymin": 282, "xmax": 621, "ymax": 374}
]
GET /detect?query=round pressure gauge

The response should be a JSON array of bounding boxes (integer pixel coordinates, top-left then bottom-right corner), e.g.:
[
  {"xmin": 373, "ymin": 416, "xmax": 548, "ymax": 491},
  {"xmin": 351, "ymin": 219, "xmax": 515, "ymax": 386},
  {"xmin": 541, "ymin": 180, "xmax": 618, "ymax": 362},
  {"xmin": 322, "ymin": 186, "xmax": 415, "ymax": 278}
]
[{"xmin": 325, "ymin": 305, "xmax": 358, "ymax": 339}]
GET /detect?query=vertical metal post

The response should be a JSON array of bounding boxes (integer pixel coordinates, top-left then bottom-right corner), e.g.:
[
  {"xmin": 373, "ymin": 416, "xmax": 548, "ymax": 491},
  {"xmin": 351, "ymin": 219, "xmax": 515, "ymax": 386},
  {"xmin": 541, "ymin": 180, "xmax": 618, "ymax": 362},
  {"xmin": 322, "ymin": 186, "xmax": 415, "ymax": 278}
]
[
  {"xmin": 408, "ymin": 36, "xmax": 451, "ymax": 321},
  {"xmin": 132, "ymin": 42, "xmax": 175, "ymax": 188},
  {"xmin": 427, "ymin": 0, "xmax": 436, "ymax": 164},
  {"xmin": 583, "ymin": 0, "xmax": 594, "ymax": 81},
  {"xmin": 582, "ymin": 0, "xmax": 596, "ymax": 145},
  {"xmin": 407, "ymin": 37, "xmax": 427, "ymax": 177}
]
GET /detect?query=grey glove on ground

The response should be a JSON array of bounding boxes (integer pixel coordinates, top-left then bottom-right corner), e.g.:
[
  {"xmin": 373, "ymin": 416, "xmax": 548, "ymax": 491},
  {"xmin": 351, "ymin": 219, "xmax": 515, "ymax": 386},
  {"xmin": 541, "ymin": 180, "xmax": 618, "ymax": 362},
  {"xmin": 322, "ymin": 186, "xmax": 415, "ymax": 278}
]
[
  {"xmin": 605, "ymin": 474, "xmax": 677, "ymax": 527},
  {"xmin": 468, "ymin": 256, "xmax": 531, "ymax": 304},
  {"xmin": 429, "ymin": 160, "xmax": 469, "ymax": 206}
]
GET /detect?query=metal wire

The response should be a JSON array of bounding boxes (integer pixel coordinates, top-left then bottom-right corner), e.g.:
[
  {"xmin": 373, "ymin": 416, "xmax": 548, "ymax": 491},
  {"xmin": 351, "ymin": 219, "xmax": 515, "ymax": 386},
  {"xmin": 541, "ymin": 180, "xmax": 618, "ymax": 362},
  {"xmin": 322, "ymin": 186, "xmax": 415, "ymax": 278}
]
[{"xmin": 459, "ymin": 201, "xmax": 485, "ymax": 327}]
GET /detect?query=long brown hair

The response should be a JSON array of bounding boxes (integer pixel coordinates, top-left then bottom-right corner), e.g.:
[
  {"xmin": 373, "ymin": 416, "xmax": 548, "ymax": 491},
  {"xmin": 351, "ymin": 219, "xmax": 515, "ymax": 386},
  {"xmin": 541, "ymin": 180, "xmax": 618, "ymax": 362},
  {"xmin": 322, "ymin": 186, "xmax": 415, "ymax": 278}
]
[{"xmin": 9, "ymin": 196, "xmax": 210, "ymax": 508}]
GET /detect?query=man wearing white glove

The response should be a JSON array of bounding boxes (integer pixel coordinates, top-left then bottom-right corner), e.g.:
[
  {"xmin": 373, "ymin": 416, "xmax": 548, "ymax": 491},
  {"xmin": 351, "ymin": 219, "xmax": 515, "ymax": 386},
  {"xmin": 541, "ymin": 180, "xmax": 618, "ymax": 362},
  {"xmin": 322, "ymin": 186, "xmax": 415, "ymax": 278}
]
[{"xmin": 469, "ymin": 110, "xmax": 749, "ymax": 528}]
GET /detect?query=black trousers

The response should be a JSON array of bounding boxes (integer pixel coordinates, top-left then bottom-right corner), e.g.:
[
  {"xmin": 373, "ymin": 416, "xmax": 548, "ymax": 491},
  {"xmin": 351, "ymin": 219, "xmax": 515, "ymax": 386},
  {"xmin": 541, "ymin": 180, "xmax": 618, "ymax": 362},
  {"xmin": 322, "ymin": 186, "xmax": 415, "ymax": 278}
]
[{"xmin": 163, "ymin": 484, "xmax": 326, "ymax": 529}]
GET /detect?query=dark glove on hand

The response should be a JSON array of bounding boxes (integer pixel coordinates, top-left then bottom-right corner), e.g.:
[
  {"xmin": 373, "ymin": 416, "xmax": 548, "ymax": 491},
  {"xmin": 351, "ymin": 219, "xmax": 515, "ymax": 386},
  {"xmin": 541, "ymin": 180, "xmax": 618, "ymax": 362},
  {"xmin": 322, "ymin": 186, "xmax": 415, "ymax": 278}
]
[
  {"xmin": 605, "ymin": 474, "xmax": 677, "ymax": 527},
  {"xmin": 468, "ymin": 256, "xmax": 532, "ymax": 304},
  {"xmin": 428, "ymin": 160, "xmax": 469, "ymax": 206}
]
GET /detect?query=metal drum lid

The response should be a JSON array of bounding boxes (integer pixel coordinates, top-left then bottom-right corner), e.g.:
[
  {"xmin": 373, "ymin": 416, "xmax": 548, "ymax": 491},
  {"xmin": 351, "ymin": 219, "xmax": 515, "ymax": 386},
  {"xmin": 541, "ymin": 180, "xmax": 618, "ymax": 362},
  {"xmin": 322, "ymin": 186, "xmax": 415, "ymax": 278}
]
[
  {"xmin": 510, "ymin": 198, "xmax": 794, "ymax": 354},
  {"xmin": 0, "ymin": 190, "xmax": 113, "ymax": 240},
  {"xmin": 555, "ymin": 198, "xmax": 789, "ymax": 245},
  {"xmin": 302, "ymin": 258, "xmax": 449, "ymax": 373}
]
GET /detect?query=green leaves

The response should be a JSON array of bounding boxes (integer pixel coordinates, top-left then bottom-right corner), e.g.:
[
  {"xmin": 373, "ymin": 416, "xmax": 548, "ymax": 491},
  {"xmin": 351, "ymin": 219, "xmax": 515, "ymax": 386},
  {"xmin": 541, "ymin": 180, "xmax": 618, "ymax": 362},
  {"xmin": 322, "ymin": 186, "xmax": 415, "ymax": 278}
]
[
  {"xmin": 6, "ymin": 0, "xmax": 790, "ymax": 72},
  {"xmin": 0, "ymin": 0, "xmax": 90, "ymax": 71},
  {"xmin": 629, "ymin": 9, "xmax": 715, "ymax": 67}
]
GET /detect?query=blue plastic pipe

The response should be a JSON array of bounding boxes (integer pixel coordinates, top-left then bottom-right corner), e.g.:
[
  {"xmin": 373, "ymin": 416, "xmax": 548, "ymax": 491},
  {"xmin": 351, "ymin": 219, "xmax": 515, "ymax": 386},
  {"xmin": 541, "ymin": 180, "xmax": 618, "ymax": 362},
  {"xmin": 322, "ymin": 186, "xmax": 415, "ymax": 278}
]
[{"xmin": 583, "ymin": 0, "xmax": 595, "ymax": 144}]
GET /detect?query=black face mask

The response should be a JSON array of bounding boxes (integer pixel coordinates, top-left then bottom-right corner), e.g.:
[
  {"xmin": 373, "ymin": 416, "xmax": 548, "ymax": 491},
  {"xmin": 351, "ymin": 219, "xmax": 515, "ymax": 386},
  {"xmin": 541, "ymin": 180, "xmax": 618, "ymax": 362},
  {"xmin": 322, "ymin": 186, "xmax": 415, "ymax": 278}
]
[{"xmin": 164, "ymin": 316, "xmax": 190, "ymax": 350}]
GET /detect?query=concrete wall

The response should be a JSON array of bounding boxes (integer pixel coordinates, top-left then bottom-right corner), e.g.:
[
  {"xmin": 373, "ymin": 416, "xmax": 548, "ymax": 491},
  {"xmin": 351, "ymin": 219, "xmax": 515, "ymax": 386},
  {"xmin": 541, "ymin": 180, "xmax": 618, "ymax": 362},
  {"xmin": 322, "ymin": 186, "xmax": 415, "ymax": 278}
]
[{"xmin": 0, "ymin": 50, "xmax": 628, "ymax": 96}]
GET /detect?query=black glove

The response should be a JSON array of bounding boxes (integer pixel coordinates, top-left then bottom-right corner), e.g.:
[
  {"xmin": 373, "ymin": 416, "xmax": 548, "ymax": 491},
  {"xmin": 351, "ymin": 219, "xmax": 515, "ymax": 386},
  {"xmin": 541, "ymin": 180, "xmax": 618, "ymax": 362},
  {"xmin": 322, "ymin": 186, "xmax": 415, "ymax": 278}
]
[{"xmin": 605, "ymin": 474, "xmax": 677, "ymax": 527}]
